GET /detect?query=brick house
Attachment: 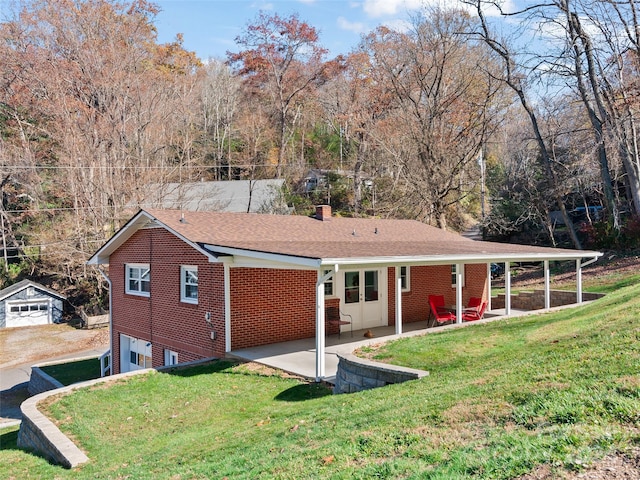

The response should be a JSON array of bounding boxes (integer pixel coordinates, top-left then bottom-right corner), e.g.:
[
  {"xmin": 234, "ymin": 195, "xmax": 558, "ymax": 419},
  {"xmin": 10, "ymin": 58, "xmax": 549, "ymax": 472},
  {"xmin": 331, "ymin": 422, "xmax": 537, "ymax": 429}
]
[{"xmin": 88, "ymin": 206, "xmax": 601, "ymax": 380}]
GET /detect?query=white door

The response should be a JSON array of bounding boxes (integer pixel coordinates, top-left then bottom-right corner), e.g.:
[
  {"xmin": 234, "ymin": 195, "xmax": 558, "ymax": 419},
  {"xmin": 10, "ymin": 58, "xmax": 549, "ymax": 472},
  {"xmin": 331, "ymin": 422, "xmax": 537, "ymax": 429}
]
[
  {"xmin": 120, "ymin": 334, "xmax": 152, "ymax": 373},
  {"xmin": 341, "ymin": 268, "xmax": 387, "ymax": 331}
]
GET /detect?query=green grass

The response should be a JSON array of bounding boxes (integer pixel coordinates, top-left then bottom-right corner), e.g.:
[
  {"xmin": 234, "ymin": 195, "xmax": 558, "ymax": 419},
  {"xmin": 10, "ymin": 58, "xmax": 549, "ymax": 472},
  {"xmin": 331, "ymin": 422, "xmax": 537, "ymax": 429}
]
[
  {"xmin": 1, "ymin": 285, "xmax": 639, "ymax": 479},
  {"xmin": 40, "ymin": 358, "xmax": 101, "ymax": 386}
]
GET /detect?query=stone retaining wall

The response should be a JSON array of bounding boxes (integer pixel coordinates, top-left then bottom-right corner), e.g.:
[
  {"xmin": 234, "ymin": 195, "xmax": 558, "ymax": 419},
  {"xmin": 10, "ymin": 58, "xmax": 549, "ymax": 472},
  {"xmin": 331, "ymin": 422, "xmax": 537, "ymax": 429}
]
[
  {"xmin": 491, "ymin": 290, "xmax": 604, "ymax": 310},
  {"xmin": 28, "ymin": 365, "xmax": 64, "ymax": 396},
  {"xmin": 18, "ymin": 369, "xmax": 154, "ymax": 468},
  {"xmin": 18, "ymin": 357, "xmax": 218, "ymax": 468},
  {"xmin": 333, "ymin": 353, "xmax": 429, "ymax": 394}
]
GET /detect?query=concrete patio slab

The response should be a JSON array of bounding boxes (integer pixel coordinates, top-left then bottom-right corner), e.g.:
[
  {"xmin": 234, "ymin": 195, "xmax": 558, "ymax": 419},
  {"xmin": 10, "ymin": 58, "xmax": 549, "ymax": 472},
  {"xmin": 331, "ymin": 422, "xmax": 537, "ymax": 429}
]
[{"xmin": 229, "ymin": 308, "xmax": 536, "ymax": 381}]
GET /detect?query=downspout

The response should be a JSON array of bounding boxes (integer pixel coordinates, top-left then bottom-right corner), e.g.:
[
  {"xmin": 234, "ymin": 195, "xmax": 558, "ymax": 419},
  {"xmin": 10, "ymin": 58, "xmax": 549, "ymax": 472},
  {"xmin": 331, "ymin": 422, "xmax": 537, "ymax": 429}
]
[
  {"xmin": 577, "ymin": 256, "xmax": 599, "ymax": 304},
  {"xmin": 97, "ymin": 266, "xmax": 113, "ymax": 376}
]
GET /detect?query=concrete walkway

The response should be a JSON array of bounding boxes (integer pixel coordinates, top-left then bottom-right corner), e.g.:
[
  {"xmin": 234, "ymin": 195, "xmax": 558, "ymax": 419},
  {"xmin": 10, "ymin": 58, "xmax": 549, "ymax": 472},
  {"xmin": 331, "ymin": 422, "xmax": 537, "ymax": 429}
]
[{"xmin": 231, "ymin": 309, "xmax": 531, "ymax": 381}]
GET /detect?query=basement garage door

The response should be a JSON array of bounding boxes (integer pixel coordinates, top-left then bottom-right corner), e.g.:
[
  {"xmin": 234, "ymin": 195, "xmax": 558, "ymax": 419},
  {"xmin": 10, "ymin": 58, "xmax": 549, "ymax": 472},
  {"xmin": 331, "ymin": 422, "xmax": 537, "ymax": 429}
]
[{"xmin": 6, "ymin": 301, "xmax": 51, "ymax": 328}]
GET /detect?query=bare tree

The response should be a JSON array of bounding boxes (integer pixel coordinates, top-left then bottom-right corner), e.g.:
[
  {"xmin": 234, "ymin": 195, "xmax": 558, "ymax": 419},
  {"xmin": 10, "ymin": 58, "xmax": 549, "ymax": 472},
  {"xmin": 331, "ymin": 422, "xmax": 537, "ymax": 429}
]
[
  {"xmin": 0, "ymin": 0, "xmax": 202, "ymax": 295},
  {"xmin": 362, "ymin": 9, "xmax": 506, "ymax": 229},
  {"xmin": 200, "ymin": 59, "xmax": 239, "ymax": 180},
  {"xmin": 466, "ymin": 0, "xmax": 584, "ymax": 247}
]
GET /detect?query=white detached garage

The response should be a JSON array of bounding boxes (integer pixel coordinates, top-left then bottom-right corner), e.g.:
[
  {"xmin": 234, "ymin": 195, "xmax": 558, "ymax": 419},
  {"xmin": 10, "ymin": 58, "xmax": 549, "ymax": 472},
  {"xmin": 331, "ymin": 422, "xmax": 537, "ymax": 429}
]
[{"xmin": 0, "ymin": 279, "xmax": 66, "ymax": 328}]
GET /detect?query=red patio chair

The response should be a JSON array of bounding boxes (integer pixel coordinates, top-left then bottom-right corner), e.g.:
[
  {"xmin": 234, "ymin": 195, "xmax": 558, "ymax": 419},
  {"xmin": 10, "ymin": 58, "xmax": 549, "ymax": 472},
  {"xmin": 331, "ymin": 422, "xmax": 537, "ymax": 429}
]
[
  {"xmin": 462, "ymin": 297, "xmax": 487, "ymax": 321},
  {"xmin": 428, "ymin": 295, "xmax": 455, "ymax": 324}
]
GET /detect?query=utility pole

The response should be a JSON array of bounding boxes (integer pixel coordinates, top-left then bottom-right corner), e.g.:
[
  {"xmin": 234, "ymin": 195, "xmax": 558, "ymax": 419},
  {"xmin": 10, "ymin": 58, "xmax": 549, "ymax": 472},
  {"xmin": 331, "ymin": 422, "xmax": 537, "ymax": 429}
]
[{"xmin": 479, "ymin": 147, "xmax": 486, "ymax": 239}]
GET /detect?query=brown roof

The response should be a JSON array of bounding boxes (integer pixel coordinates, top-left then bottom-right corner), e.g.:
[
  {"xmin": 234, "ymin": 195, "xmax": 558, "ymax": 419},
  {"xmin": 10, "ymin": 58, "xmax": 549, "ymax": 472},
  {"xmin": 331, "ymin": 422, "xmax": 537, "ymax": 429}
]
[{"xmin": 140, "ymin": 208, "xmax": 598, "ymax": 263}]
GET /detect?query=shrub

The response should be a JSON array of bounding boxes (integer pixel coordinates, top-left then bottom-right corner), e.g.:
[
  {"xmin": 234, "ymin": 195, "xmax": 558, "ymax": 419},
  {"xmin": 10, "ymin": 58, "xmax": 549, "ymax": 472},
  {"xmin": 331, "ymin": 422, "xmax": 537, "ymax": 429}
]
[{"xmin": 581, "ymin": 215, "xmax": 640, "ymax": 250}]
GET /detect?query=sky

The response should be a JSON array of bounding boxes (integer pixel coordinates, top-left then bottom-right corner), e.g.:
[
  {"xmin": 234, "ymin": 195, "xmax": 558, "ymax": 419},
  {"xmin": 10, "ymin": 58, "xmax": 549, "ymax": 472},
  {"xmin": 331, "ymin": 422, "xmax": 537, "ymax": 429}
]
[{"xmin": 154, "ymin": 0, "xmax": 456, "ymax": 61}]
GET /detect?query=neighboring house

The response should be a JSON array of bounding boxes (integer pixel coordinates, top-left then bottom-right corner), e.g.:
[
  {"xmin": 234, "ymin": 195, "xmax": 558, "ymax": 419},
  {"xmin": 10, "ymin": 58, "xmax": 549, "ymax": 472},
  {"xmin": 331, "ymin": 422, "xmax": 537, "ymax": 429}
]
[
  {"xmin": 0, "ymin": 280, "xmax": 66, "ymax": 328},
  {"xmin": 141, "ymin": 179, "xmax": 288, "ymax": 214},
  {"xmin": 88, "ymin": 206, "xmax": 601, "ymax": 380}
]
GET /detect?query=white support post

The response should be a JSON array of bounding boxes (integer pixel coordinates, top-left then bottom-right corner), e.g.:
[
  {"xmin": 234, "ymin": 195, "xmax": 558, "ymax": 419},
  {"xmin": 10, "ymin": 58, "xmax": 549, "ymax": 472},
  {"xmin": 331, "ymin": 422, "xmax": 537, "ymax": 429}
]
[
  {"xmin": 544, "ymin": 260, "xmax": 551, "ymax": 310},
  {"xmin": 455, "ymin": 263, "xmax": 463, "ymax": 324},
  {"xmin": 576, "ymin": 259, "xmax": 583, "ymax": 304},
  {"xmin": 224, "ymin": 262, "xmax": 231, "ymax": 353},
  {"xmin": 315, "ymin": 270, "xmax": 327, "ymax": 381},
  {"xmin": 486, "ymin": 263, "xmax": 492, "ymax": 311},
  {"xmin": 505, "ymin": 261, "xmax": 511, "ymax": 315},
  {"xmin": 395, "ymin": 268, "xmax": 403, "ymax": 335}
]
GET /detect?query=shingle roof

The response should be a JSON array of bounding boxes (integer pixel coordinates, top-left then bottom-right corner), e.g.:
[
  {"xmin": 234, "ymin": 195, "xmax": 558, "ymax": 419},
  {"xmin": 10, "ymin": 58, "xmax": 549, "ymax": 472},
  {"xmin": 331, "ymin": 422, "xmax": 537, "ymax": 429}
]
[
  {"xmin": 142, "ymin": 208, "xmax": 599, "ymax": 263},
  {"xmin": 142, "ymin": 179, "xmax": 287, "ymax": 213},
  {"xmin": 0, "ymin": 279, "xmax": 66, "ymax": 302}
]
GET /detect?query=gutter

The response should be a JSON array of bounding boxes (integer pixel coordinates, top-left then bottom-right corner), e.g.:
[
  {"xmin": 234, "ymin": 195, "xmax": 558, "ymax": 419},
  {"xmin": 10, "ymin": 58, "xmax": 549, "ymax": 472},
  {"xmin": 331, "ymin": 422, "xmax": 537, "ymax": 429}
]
[
  {"xmin": 580, "ymin": 257, "xmax": 599, "ymax": 268},
  {"xmin": 320, "ymin": 252, "xmax": 603, "ymax": 268}
]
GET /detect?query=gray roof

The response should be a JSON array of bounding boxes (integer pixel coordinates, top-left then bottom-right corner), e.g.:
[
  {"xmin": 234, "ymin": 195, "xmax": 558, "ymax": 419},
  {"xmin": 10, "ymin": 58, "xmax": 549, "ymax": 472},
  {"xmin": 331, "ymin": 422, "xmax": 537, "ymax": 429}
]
[
  {"xmin": 0, "ymin": 279, "xmax": 66, "ymax": 302},
  {"xmin": 141, "ymin": 179, "xmax": 287, "ymax": 213},
  {"xmin": 89, "ymin": 208, "xmax": 603, "ymax": 268}
]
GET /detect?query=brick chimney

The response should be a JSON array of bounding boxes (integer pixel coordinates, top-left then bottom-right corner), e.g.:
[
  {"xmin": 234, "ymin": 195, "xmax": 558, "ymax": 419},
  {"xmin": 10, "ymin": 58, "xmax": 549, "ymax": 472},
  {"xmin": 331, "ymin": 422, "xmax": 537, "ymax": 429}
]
[{"xmin": 315, "ymin": 205, "xmax": 332, "ymax": 221}]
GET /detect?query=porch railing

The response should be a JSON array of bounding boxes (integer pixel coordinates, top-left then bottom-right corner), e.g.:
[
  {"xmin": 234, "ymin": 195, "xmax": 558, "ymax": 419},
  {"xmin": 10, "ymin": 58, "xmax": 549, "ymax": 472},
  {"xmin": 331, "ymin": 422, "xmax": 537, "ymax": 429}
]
[{"xmin": 99, "ymin": 350, "xmax": 111, "ymax": 377}]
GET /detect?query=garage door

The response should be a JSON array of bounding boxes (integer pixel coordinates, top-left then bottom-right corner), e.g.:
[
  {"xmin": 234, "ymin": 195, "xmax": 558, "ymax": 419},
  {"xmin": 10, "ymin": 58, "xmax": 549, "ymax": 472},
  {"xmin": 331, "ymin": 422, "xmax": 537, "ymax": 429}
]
[{"xmin": 6, "ymin": 301, "xmax": 51, "ymax": 328}]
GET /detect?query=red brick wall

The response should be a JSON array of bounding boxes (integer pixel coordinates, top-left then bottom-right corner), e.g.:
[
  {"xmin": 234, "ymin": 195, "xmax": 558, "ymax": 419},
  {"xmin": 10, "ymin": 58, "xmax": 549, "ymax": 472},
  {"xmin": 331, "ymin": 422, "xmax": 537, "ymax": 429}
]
[
  {"xmin": 110, "ymin": 228, "xmax": 225, "ymax": 374},
  {"xmin": 108, "ymin": 226, "xmax": 491, "ymax": 373},
  {"xmin": 387, "ymin": 264, "xmax": 488, "ymax": 324},
  {"xmin": 230, "ymin": 268, "xmax": 317, "ymax": 349}
]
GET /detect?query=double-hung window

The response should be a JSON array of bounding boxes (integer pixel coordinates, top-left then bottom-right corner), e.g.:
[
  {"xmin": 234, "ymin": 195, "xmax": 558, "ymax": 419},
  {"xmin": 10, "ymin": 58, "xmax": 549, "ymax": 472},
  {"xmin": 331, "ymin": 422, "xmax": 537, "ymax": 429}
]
[
  {"xmin": 400, "ymin": 266, "xmax": 410, "ymax": 292},
  {"xmin": 323, "ymin": 269, "xmax": 334, "ymax": 296},
  {"xmin": 126, "ymin": 264, "xmax": 150, "ymax": 296},
  {"xmin": 181, "ymin": 266, "xmax": 198, "ymax": 304},
  {"xmin": 451, "ymin": 264, "xmax": 465, "ymax": 288}
]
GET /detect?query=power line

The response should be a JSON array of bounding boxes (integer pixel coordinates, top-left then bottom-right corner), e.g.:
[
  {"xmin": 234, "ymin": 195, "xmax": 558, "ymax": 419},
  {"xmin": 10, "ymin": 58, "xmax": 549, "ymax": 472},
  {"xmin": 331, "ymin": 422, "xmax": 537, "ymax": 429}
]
[
  {"xmin": 2, "ymin": 163, "xmax": 316, "ymax": 171},
  {"xmin": 2, "ymin": 195, "xmax": 293, "ymax": 214}
]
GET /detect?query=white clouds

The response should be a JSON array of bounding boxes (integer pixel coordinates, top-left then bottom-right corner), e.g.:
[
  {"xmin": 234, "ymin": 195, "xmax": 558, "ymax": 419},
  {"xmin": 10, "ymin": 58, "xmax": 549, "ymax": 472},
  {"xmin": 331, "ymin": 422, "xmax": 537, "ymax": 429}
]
[
  {"xmin": 361, "ymin": 0, "xmax": 517, "ymax": 19},
  {"xmin": 337, "ymin": 16, "xmax": 368, "ymax": 34},
  {"xmin": 362, "ymin": 0, "xmax": 423, "ymax": 17},
  {"xmin": 249, "ymin": 1, "xmax": 274, "ymax": 10},
  {"xmin": 382, "ymin": 18, "xmax": 412, "ymax": 33}
]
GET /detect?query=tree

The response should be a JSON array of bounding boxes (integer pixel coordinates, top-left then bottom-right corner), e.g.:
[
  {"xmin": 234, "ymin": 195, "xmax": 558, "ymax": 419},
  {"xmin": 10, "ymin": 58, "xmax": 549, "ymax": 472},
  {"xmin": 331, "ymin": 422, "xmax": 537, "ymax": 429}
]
[
  {"xmin": 200, "ymin": 59, "xmax": 239, "ymax": 180},
  {"xmin": 0, "ymin": 0, "xmax": 201, "ymax": 299},
  {"xmin": 228, "ymin": 12, "xmax": 329, "ymax": 178},
  {"xmin": 469, "ymin": 0, "xmax": 640, "ymax": 238},
  {"xmin": 467, "ymin": 0, "xmax": 584, "ymax": 247},
  {"xmin": 361, "ymin": 8, "xmax": 506, "ymax": 229}
]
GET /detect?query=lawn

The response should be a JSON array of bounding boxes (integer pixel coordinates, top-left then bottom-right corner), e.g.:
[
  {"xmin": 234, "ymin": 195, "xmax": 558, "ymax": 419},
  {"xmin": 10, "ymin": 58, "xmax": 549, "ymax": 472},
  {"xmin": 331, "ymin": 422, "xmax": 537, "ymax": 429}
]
[
  {"xmin": 40, "ymin": 358, "xmax": 101, "ymax": 386},
  {"xmin": 1, "ymin": 282, "xmax": 638, "ymax": 479}
]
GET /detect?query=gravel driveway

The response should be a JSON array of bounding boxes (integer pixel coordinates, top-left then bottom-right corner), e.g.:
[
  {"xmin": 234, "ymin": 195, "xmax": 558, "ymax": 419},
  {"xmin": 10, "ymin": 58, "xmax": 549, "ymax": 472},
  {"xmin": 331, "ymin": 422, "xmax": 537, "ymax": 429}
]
[{"xmin": 0, "ymin": 323, "xmax": 109, "ymax": 426}]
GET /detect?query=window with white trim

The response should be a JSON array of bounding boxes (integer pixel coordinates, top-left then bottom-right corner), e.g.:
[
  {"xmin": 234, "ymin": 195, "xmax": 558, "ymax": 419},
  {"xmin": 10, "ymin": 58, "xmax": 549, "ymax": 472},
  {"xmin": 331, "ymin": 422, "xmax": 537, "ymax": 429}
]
[
  {"xmin": 400, "ymin": 266, "xmax": 410, "ymax": 291},
  {"xmin": 164, "ymin": 349, "xmax": 178, "ymax": 366},
  {"xmin": 451, "ymin": 264, "xmax": 465, "ymax": 287},
  {"xmin": 126, "ymin": 264, "xmax": 150, "ymax": 296},
  {"xmin": 323, "ymin": 269, "xmax": 334, "ymax": 296},
  {"xmin": 181, "ymin": 266, "xmax": 198, "ymax": 303}
]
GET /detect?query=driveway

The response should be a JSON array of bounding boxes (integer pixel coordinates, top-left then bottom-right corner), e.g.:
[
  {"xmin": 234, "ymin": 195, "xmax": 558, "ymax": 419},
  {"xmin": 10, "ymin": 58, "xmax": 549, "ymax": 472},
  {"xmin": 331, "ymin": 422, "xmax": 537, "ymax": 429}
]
[{"xmin": 0, "ymin": 324, "xmax": 109, "ymax": 427}]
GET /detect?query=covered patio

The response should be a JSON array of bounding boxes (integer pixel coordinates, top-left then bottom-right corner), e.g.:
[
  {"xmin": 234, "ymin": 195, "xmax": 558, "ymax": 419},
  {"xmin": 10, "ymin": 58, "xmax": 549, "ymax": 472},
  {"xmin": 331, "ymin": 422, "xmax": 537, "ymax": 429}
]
[{"xmin": 230, "ymin": 305, "xmax": 547, "ymax": 381}]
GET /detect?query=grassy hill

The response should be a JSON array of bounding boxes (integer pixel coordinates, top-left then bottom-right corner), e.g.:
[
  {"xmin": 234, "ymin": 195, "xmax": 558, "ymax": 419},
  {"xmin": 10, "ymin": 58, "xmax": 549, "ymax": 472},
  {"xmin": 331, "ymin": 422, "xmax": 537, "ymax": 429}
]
[{"xmin": 1, "ymin": 281, "xmax": 638, "ymax": 479}]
